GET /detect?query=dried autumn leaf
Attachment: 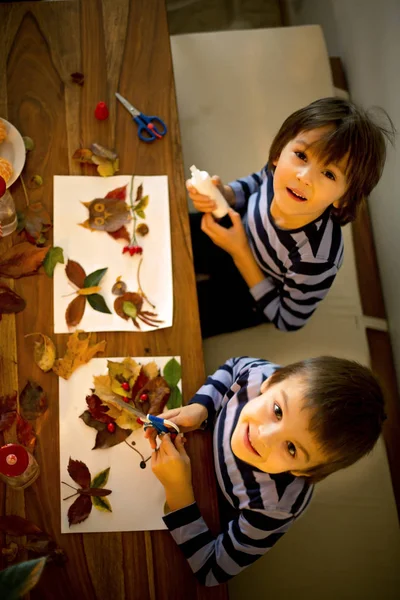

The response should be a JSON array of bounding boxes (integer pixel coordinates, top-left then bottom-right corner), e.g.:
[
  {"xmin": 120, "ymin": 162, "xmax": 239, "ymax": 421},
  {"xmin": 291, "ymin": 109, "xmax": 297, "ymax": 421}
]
[
  {"xmin": 91, "ymin": 467, "xmax": 110, "ymax": 489},
  {"xmin": 18, "ymin": 202, "xmax": 50, "ymax": 247},
  {"xmin": 68, "ymin": 494, "xmax": 92, "ymax": 526},
  {"xmin": 52, "ymin": 331, "xmax": 106, "ymax": 380},
  {"xmin": 134, "ymin": 375, "xmax": 171, "ymax": 415},
  {"xmin": 97, "ymin": 159, "xmax": 118, "ymax": 177},
  {"xmin": 43, "ymin": 247, "xmax": 64, "ymax": 278},
  {"xmin": 72, "ymin": 148, "xmax": 93, "ymax": 163},
  {"xmin": 79, "ymin": 410, "xmax": 106, "ymax": 432},
  {"xmin": 92, "ymin": 496, "xmax": 112, "ymax": 512},
  {"xmin": 0, "ymin": 284, "xmax": 26, "ymax": 319},
  {"xmin": 0, "ymin": 392, "xmax": 17, "ymax": 431},
  {"xmin": 0, "ymin": 515, "xmax": 43, "ymax": 537},
  {"xmin": 16, "ymin": 414, "xmax": 36, "ymax": 453},
  {"xmin": 130, "ymin": 367, "xmax": 150, "ymax": 399},
  {"xmin": 134, "ymin": 195, "xmax": 149, "ymax": 214},
  {"xmin": 0, "ymin": 243, "xmax": 49, "ymax": 279},
  {"xmin": 107, "ymin": 226, "xmax": 130, "ymax": 242},
  {"xmin": 19, "ymin": 381, "xmax": 47, "ymax": 420},
  {"xmin": 65, "ymin": 259, "xmax": 86, "ymax": 288},
  {"xmin": 66, "ymin": 294, "xmax": 86, "ymax": 327},
  {"xmin": 25, "ymin": 333, "xmax": 56, "ymax": 372},
  {"xmin": 67, "ymin": 458, "xmax": 91, "ymax": 488},
  {"xmin": 80, "ymin": 196, "xmax": 130, "ymax": 233},
  {"xmin": 93, "ymin": 426, "xmax": 132, "ymax": 450},
  {"xmin": 105, "ymin": 186, "xmax": 127, "ymax": 200},
  {"xmin": 90, "ymin": 143, "xmax": 118, "ymax": 161},
  {"xmin": 2, "ymin": 541, "xmax": 19, "ymax": 563},
  {"xmin": 85, "ymin": 394, "xmax": 113, "ymax": 424}
]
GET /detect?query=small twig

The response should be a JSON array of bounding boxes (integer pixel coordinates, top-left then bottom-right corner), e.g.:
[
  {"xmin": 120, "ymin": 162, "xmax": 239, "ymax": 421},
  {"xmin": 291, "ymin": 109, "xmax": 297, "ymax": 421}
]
[
  {"xmin": 136, "ymin": 258, "xmax": 155, "ymax": 309},
  {"xmin": 20, "ymin": 174, "xmax": 29, "ymax": 207},
  {"xmin": 63, "ymin": 492, "xmax": 79, "ymax": 501},
  {"xmin": 124, "ymin": 439, "xmax": 145, "ymax": 461},
  {"xmin": 62, "ymin": 481, "xmax": 78, "ymax": 491}
]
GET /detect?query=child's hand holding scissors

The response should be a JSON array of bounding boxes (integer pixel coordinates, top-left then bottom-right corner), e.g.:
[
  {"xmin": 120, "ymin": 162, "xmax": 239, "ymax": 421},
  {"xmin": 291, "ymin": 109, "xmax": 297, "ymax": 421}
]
[
  {"xmin": 151, "ymin": 433, "xmax": 195, "ymax": 511},
  {"xmin": 144, "ymin": 404, "xmax": 208, "ymax": 450}
]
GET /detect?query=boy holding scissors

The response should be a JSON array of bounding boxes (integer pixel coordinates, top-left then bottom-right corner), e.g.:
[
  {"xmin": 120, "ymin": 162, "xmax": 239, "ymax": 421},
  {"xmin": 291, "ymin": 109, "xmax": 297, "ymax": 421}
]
[
  {"xmin": 187, "ymin": 97, "xmax": 394, "ymax": 337},
  {"xmin": 146, "ymin": 355, "xmax": 386, "ymax": 586}
]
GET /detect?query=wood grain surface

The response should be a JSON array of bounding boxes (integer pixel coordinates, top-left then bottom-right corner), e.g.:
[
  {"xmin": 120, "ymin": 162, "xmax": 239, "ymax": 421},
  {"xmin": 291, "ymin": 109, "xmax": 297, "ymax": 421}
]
[{"xmin": 0, "ymin": 1, "xmax": 228, "ymax": 598}]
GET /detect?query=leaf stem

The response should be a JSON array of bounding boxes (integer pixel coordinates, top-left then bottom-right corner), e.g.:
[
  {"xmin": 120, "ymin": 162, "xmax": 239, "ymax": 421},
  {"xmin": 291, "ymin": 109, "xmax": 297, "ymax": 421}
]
[
  {"xmin": 136, "ymin": 258, "xmax": 155, "ymax": 309},
  {"xmin": 62, "ymin": 493, "xmax": 78, "ymax": 501},
  {"xmin": 62, "ymin": 481, "xmax": 78, "ymax": 491},
  {"xmin": 129, "ymin": 175, "xmax": 138, "ymax": 246},
  {"xmin": 20, "ymin": 174, "xmax": 30, "ymax": 207}
]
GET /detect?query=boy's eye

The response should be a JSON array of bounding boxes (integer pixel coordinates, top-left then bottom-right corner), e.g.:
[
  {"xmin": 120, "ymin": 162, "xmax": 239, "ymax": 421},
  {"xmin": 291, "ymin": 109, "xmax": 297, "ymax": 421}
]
[
  {"xmin": 287, "ymin": 442, "xmax": 297, "ymax": 458},
  {"xmin": 295, "ymin": 151, "xmax": 307, "ymax": 161},
  {"xmin": 273, "ymin": 403, "xmax": 283, "ymax": 420},
  {"xmin": 323, "ymin": 170, "xmax": 336, "ymax": 181}
]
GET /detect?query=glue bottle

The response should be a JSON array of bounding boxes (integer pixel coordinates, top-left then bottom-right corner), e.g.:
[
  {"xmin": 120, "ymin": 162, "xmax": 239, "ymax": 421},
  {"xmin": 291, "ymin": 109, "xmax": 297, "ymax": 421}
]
[
  {"xmin": 189, "ymin": 165, "xmax": 230, "ymax": 219},
  {"xmin": 0, "ymin": 443, "xmax": 40, "ymax": 490}
]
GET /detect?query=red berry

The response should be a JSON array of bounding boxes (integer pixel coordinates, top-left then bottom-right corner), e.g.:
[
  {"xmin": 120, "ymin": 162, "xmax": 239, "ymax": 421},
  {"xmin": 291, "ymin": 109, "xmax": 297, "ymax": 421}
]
[
  {"xmin": 122, "ymin": 382, "xmax": 130, "ymax": 391},
  {"xmin": 94, "ymin": 101, "xmax": 109, "ymax": 120},
  {"xmin": 136, "ymin": 246, "xmax": 143, "ymax": 255},
  {"xmin": 136, "ymin": 418, "xmax": 143, "ymax": 425},
  {"xmin": 122, "ymin": 246, "xmax": 129, "ymax": 254},
  {"xmin": 139, "ymin": 393, "xmax": 148, "ymax": 402},
  {"xmin": 129, "ymin": 247, "xmax": 136, "ymax": 256},
  {"xmin": 107, "ymin": 422, "xmax": 116, "ymax": 433},
  {"xmin": 122, "ymin": 396, "xmax": 129, "ymax": 403}
]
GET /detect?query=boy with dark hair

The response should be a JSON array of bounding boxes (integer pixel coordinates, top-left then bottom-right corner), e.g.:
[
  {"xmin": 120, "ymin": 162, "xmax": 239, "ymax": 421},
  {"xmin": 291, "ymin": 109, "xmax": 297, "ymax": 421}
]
[
  {"xmin": 188, "ymin": 97, "xmax": 395, "ymax": 337},
  {"xmin": 146, "ymin": 355, "xmax": 387, "ymax": 586}
]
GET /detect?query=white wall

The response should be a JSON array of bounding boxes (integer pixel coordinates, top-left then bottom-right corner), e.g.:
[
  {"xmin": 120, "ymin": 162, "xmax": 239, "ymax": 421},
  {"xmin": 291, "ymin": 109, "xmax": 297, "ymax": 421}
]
[{"xmin": 284, "ymin": 0, "xmax": 400, "ymax": 385}]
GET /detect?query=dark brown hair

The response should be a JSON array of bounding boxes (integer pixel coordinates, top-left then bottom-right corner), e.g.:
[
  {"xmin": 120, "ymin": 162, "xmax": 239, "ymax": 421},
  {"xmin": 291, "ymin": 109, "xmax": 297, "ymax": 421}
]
[
  {"xmin": 268, "ymin": 356, "xmax": 387, "ymax": 483},
  {"xmin": 268, "ymin": 97, "xmax": 396, "ymax": 225}
]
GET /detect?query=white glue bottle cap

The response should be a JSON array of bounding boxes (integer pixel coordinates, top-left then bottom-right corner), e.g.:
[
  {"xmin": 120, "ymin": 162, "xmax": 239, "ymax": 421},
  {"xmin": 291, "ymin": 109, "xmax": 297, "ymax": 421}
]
[{"xmin": 189, "ymin": 165, "xmax": 230, "ymax": 219}]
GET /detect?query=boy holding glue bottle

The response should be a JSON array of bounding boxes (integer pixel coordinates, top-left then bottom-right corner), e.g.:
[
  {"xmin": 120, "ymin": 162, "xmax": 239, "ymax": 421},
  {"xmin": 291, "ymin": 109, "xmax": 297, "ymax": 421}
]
[
  {"xmin": 187, "ymin": 97, "xmax": 395, "ymax": 338},
  {"xmin": 145, "ymin": 355, "xmax": 387, "ymax": 586}
]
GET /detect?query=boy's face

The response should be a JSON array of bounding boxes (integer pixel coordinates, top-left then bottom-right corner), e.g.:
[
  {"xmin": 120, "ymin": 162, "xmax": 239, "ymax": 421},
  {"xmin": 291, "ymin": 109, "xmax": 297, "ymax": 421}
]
[
  {"xmin": 230, "ymin": 374, "xmax": 327, "ymax": 476},
  {"xmin": 272, "ymin": 127, "xmax": 348, "ymax": 222}
]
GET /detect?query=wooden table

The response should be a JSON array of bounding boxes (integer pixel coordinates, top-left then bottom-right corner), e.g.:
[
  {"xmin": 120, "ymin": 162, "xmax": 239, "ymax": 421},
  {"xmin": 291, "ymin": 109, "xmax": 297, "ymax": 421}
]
[{"xmin": 0, "ymin": 1, "xmax": 228, "ymax": 598}]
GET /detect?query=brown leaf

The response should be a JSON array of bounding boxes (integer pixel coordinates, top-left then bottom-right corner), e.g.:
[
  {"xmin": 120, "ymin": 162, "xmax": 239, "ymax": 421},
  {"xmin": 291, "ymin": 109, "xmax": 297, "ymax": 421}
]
[
  {"xmin": 68, "ymin": 494, "xmax": 92, "ymax": 526},
  {"xmin": 135, "ymin": 184, "xmax": 143, "ymax": 202},
  {"xmin": 79, "ymin": 410, "xmax": 106, "ymax": 432},
  {"xmin": 0, "ymin": 243, "xmax": 49, "ymax": 279},
  {"xmin": 25, "ymin": 332, "xmax": 56, "ymax": 372},
  {"xmin": 19, "ymin": 381, "xmax": 48, "ymax": 420},
  {"xmin": 130, "ymin": 367, "xmax": 150, "ymax": 399},
  {"xmin": 114, "ymin": 292, "xmax": 143, "ymax": 321},
  {"xmin": 0, "ymin": 284, "xmax": 26, "ymax": 317},
  {"xmin": 107, "ymin": 226, "xmax": 130, "ymax": 242},
  {"xmin": 86, "ymin": 394, "xmax": 113, "ymax": 424},
  {"xmin": 0, "ymin": 515, "xmax": 43, "ymax": 537},
  {"xmin": 20, "ymin": 202, "xmax": 51, "ymax": 244},
  {"xmin": 25, "ymin": 538, "xmax": 56, "ymax": 554},
  {"xmin": 66, "ymin": 295, "xmax": 86, "ymax": 328},
  {"xmin": 135, "ymin": 376, "xmax": 171, "ymax": 415},
  {"xmin": 52, "ymin": 331, "xmax": 106, "ymax": 380},
  {"xmin": 65, "ymin": 259, "xmax": 86, "ymax": 288},
  {"xmin": 93, "ymin": 425, "xmax": 132, "ymax": 450},
  {"xmin": 72, "ymin": 148, "xmax": 93, "ymax": 163},
  {"xmin": 79, "ymin": 488, "xmax": 112, "ymax": 497},
  {"xmin": 67, "ymin": 458, "xmax": 91, "ymax": 488},
  {"xmin": 16, "ymin": 414, "xmax": 36, "ymax": 453},
  {"xmin": 0, "ymin": 392, "xmax": 17, "ymax": 431}
]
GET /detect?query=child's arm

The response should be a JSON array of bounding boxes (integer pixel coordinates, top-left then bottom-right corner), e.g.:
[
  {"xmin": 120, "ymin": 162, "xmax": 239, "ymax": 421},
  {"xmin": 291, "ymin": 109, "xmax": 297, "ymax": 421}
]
[
  {"xmin": 227, "ymin": 164, "xmax": 268, "ymax": 212},
  {"xmin": 153, "ymin": 435, "xmax": 295, "ymax": 587}
]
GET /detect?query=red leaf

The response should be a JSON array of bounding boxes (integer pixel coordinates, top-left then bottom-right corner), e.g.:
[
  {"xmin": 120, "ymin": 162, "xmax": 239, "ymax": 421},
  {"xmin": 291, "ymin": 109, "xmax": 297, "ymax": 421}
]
[
  {"xmin": 67, "ymin": 494, "xmax": 92, "ymax": 526},
  {"xmin": 86, "ymin": 394, "xmax": 113, "ymax": 424},
  {"xmin": 0, "ymin": 243, "xmax": 49, "ymax": 279},
  {"xmin": 130, "ymin": 368, "xmax": 149, "ymax": 399},
  {"xmin": 66, "ymin": 295, "xmax": 86, "ymax": 327},
  {"xmin": 0, "ymin": 284, "xmax": 26, "ymax": 316},
  {"xmin": 107, "ymin": 226, "xmax": 130, "ymax": 242},
  {"xmin": 0, "ymin": 392, "xmax": 17, "ymax": 414},
  {"xmin": 16, "ymin": 414, "xmax": 36, "ymax": 453},
  {"xmin": 67, "ymin": 458, "xmax": 91, "ymax": 488},
  {"xmin": 65, "ymin": 259, "xmax": 86, "ymax": 288},
  {"xmin": 0, "ymin": 515, "xmax": 43, "ymax": 537},
  {"xmin": 105, "ymin": 185, "xmax": 127, "ymax": 200},
  {"xmin": 19, "ymin": 381, "xmax": 48, "ymax": 420},
  {"xmin": 0, "ymin": 411, "xmax": 17, "ymax": 432}
]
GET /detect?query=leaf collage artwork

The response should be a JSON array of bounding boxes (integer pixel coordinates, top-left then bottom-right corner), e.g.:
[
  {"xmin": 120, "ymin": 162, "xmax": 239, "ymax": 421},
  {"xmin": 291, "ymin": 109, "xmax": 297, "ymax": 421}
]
[
  {"xmin": 53, "ymin": 174, "xmax": 172, "ymax": 333},
  {"xmin": 59, "ymin": 356, "xmax": 182, "ymax": 533}
]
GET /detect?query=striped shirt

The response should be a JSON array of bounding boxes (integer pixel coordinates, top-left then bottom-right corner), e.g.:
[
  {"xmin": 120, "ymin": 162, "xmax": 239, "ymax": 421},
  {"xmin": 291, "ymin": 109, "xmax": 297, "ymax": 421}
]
[
  {"xmin": 229, "ymin": 165, "xmax": 344, "ymax": 331},
  {"xmin": 162, "ymin": 357, "xmax": 314, "ymax": 587}
]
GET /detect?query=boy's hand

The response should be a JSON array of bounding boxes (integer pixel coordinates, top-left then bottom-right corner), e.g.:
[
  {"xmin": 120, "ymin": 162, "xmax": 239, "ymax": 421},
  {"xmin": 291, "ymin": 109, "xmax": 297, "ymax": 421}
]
[
  {"xmin": 151, "ymin": 433, "xmax": 194, "ymax": 511},
  {"xmin": 201, "ymin": 209, "xmax": 250, "ymax": 259},
  {"xmin": 186, "ymin": 176, "xmax": 235, "ymax": 213},
  {"xmin": 144, "ymin": 404, "xmax": 208, "ymax": 449}
]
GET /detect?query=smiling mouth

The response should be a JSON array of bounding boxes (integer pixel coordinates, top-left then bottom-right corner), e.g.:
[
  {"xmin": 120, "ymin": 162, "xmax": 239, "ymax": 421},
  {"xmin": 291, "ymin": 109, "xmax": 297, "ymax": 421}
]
[
  {"xmin": 244, "ymin": 425, "xmax": 261, "ymax": 457},
  {"xmin": 287, "ymin": 187, "xmax": 307, "ymax": 202}
]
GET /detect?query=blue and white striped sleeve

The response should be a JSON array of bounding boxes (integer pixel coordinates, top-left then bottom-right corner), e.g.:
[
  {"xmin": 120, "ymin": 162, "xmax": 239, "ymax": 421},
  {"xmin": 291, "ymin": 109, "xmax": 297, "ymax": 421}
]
[
  {"xmin": 188, "ymin": 357, "xmax": 260, "ymax": 424},
  {"xmin": 163, "ymin": 503, "xmax": 294, "ymax": 586},
  {"xmin": 228, "ymin": 165, "xmax": 268, "ymax": 212},
  {"xmin": 251, "ymin": 259, "xmax": 339, "ymax": 332}
]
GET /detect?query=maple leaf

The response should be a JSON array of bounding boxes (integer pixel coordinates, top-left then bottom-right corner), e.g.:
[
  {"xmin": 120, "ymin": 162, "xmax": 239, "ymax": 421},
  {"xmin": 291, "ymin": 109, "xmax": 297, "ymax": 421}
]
[
  {"xmin": 25, "ymin": 332, "xmax": 56, "ymax": 372},
  {"xmin": 17, "ymin": 202, "xmax": 51, "ymax": 246},
  {"xmin": 0, "ymin": 243, "xmax": 49, "ymax": 279},
  {"xmin": 0, "ymin": 392, "xmax": 17, "ymax": 432},
  {"xmin": 64, "ymin": 260, "xmax": 111, "ymax": 327},
  {"xmin": 62, "ymin": 459, "xmax": 112, "ymax": 526},
  {"xmin": 0, "ymin": 284, "xmax": 26, "ymax": 320},
  {"xmin": 52, "ymin": 331, "xmax": 106, "ymax": 380},
  {"xmin": 19, "ymin": 381, "xmax": 48, "ymax": 420}
]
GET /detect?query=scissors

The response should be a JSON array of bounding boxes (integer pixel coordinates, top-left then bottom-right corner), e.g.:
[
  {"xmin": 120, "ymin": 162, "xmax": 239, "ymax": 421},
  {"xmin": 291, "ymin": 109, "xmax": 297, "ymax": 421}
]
[
  {"xmin": 115, "ymin": 92, "xmax": 168, "ymax": 143},
  {"xmin": 109, "ymin": 394, "xmax": 179, "ymax": 436}
]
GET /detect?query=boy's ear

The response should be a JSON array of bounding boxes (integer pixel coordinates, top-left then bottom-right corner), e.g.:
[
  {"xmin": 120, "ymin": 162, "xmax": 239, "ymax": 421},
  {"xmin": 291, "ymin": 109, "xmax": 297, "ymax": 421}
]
[
  {"xmin": 272, "ymin": 157, "xmax": 279, "ymax": 167},
  {"xmin": 260, "ymin": 379, "xmax": 270, "ymax": 394}
]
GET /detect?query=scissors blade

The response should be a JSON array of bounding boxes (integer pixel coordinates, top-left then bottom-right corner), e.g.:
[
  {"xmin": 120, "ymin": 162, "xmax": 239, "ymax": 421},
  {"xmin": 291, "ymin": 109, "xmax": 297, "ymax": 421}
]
[{"xmin": 115, "ymin": 92, "xmax": 140, "ymax": 117}]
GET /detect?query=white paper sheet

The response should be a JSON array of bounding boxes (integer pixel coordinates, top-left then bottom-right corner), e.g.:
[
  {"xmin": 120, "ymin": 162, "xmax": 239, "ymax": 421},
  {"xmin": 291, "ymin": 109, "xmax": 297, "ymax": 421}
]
[
  {"xmin": 53, "ymin": 175, "xmax": 173, "ymax": 333},
  {"xmin": 59, "ymin": 356, "xmax": 181, "ymax": 534}
]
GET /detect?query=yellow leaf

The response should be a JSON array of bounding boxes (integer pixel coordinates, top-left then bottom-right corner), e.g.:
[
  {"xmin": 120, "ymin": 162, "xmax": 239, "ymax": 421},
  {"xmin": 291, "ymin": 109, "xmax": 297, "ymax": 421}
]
[
  {"xmin": 72, "ymin": 148, "xmax": 94, "ymax": 163},
  {"xmin": 77, "ymin": 286, "xmax": 101, "ymax": 296},
  {"xmin": 25, "ymin": 332, "xmax": 56, "ymax": 372},
  {"xmin": 92, "ymin": 495, "xmax": 112, "ymax": 512},
  {"xmin": 143, "ymin": 361, "xmax": 159, "ymax": 380},
  {"xmin": 97, "ymin": 160, "xmax": 117, "ymax": 177},
  {"xmin": 52, "ymin": 331, "xmax": 106, "ymax": 380}
]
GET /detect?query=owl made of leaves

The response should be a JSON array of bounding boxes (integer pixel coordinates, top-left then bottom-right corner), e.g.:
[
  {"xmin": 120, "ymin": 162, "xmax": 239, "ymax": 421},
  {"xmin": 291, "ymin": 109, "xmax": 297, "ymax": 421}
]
[{"xmin": 80, "ymin": 197, "xmax": 131, "ymax": 233}]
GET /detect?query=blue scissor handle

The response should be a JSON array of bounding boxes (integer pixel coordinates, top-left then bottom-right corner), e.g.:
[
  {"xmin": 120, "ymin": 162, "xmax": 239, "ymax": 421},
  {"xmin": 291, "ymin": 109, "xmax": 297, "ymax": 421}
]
[
  {"xmin": 134, "ymin": 114, "xmax": 168, "ymax": 143},
  {"xmin": 146, "ymin": 414, "xmax": 171, "ymax": 434}
]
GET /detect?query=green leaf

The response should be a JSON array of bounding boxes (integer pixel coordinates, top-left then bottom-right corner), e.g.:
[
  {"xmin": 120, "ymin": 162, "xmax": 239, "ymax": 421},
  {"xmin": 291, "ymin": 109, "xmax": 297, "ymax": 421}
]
[
  {"xmin": 166, "ymin": 386, "xmax": 182, "ymax": 410},
  {"xmin": 87, "ymin": 293, "xmax": 112, "ymax": 314},
  {"xmin": 0, "ymin": 557, "xmax": 46, "ymax": 599},
  {"xmin": 43, "ymin": 247, "xmax": 64, "ymax": 278},
  {"xmin": 163, "ymin": 358, "xmax": 181, "ymax": 388},
  {"xmin": 91, "ymin": 467, "xmax": 110, "ymax": 489},
  {"xmin": 135, "ymin": 209, "xmax": 145, "ymax": 219},
  {"xmin": 134, "ymin": 195, "xmax": 149, "ymax": 212},
  {"xmin": 84, "ymin": 268, "xmax": 108, "ymax": 288},
  {"xmin": 122, "ymin": 301, "xmax": 137, "ymax": 319},
  {"xmin": 92, "ymin": 495, "xmax": 112, "ymax": 512}
]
